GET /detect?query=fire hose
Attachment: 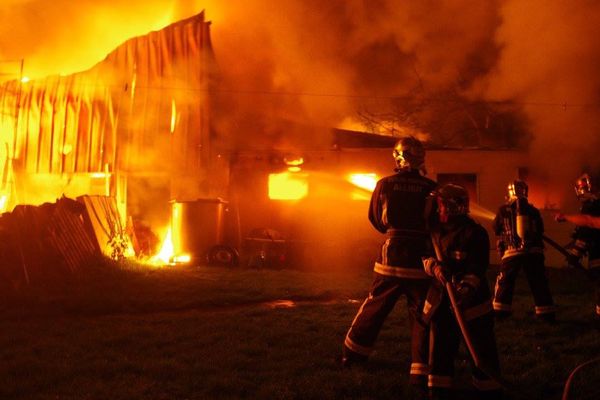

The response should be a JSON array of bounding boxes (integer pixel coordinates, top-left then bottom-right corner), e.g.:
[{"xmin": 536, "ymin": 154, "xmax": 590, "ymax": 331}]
[
  {"xmin": 541, "ymin": 235, "xmax": 590, "ymax": 275},
  {"xmin": 561, "ymin": 357, "xmax": 600, "ymax": 400}
]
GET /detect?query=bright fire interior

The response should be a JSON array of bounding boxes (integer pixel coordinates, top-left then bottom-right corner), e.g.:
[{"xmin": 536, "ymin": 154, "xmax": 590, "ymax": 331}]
[{"xmin": 268, "ymin": 171, "xmax": 308, "ymax": 200}]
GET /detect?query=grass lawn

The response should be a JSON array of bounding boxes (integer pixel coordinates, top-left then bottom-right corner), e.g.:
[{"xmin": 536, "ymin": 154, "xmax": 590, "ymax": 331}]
[{"xmin": 0, "ymin": 260, "xmax": 598, "ymax": 400}]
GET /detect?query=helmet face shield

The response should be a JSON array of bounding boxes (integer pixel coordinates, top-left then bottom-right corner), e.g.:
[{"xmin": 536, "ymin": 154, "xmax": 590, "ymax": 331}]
[
  {"xmin": 393, "ymin": 137, "xmax": 425, "ymax": 171},
  {"xmin": 392, "ymin": 148, "xmax": 410, "ymax": 170},
  {"xmin": 507, "ymin": 180, "xmax": 528, "ymax": 200}
]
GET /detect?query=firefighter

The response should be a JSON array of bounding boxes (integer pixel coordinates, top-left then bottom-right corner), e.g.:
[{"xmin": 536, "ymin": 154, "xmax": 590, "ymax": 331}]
[
  {"xmin": 342, "ymin": 136, "xmax": 437, "ymax": 387},
  {"xmin": 422, "ymin": 183, "xmax": 502, "ymax": 400},
  {"xmin": 492, "ymin": 180, "xmax": 556, "ymax": 322},
  {"xmin": 560, "ymin": 173, "xmax": 600, "ymax": 320}
]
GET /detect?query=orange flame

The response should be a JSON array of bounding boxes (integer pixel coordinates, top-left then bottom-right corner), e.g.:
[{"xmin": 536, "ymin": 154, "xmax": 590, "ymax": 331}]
[{"xmin": 268, "ymin": 171, "xmax": 308, "ymax": 200}]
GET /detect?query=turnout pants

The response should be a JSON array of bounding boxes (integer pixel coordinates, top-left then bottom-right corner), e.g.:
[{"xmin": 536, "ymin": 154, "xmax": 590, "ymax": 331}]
[
  {"xmin": 428, "ymin": 298, "xmax": 501, "ymax": 395},
  {"xmin": 590, "ymin": 266, "xmax": 600, "ymax": 317},
  {"xmin": 344, "ymin": 273, "xmax": 430, "ymax": 384},
  {"xmin": 493, "ymin": 253, "xmax": 555, "ymax": 319}
]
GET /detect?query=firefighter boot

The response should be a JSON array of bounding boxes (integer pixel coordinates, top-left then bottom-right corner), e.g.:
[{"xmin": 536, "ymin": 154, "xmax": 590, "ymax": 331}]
[
  {"xmin": 535, "ymin": 312, "xmax": 556, "ymax": 324},
  {"xmin": 341, "ymin": 345, "xmax": 367, "ymax": 369},
  {"xmin": 428, "ymin": 387, "xmax": 454, "ymax": 400}
]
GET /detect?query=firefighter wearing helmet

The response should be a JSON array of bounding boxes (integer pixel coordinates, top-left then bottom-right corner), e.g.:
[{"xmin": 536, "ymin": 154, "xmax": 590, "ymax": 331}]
[
  {"xmin": 421, "ymin": 184, "xmax": 502, "ymax": 399},
  {"xmin": 563, "ymin": 173, "xmax": 600, "ymax": 319},
  {"xmin": 342, "ymin": 136, "xmax": 437, "ymax": 388},
  {"xmin": 492, "ymin": 180, "xmax": 556, "ymax": 321}
]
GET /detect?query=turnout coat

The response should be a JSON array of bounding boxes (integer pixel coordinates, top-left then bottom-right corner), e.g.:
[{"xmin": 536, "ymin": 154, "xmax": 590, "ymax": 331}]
[{"xmin": 422, "ymin": 215, "xmax": 493, "ymax": 323}]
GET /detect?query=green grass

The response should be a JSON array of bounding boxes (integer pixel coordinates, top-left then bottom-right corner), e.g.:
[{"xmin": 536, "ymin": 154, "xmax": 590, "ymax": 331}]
[{"xmin": 0, "ymin": 260, "xmax": 598, "ymax": 400}]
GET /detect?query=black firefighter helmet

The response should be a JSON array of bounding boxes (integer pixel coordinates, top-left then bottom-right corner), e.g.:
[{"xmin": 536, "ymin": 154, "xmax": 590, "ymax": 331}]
[{"xmin": 437, "ymin": 183, "xmax": 469, "ymax": 221}]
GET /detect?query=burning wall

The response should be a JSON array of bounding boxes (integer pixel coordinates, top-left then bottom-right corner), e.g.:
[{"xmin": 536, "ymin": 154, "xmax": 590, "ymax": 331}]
[{"xmin": 0, "ymin": 11, "xmax": 217, "ymax": 218}]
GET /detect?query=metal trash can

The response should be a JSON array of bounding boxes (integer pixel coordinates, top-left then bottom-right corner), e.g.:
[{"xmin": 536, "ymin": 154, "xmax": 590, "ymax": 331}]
[{"xmin": 170, "ymin": 198, "xmax": 237, "ymax": 266}]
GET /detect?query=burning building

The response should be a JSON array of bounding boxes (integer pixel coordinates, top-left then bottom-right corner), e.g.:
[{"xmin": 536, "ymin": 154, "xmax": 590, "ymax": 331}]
[
  {"xmin": 0, "ymin": 11, "xmax": 224, "ymax": 261},
  {"xmin": 0, "ymin": 9, "xmax": 578, "ymax": 270}
]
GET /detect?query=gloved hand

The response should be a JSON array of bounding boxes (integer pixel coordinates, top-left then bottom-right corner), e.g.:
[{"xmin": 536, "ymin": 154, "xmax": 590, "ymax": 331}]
[
  {"xmin": 422, "ymin": 257, "xmax": 449, "ymax": 285},
  {"xmin": 455, "ymin": 283, "xmax": 475, "ymax": 306},
  {"xmin": 565, "ymin": 254, "xmax": 581, "ymax": 269}
]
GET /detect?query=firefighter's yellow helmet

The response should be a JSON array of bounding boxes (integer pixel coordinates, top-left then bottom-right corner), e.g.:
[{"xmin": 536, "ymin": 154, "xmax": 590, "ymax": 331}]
[{"xmin": 392, "ymin": 136, "xmax": 425, "ymax": 171}]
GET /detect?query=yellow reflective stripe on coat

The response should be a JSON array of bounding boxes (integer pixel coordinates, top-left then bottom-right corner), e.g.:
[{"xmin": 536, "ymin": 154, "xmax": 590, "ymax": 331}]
[
  {"xmin": 374, "ymin": 262, "xmax": 429, "ymax": 279},
  {"xmin": 428, "ymin": 375, "xmax": 452, "ymax": 388},
  {"xmin": 423, "ymin": 299, "xmax": 432, "ymax": 315}
]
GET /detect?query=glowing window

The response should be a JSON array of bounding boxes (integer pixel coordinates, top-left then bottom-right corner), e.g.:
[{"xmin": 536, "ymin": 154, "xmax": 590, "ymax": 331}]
[{"xmin": 268, "ymin": 172, "xmax": 308, "ymax": 200}]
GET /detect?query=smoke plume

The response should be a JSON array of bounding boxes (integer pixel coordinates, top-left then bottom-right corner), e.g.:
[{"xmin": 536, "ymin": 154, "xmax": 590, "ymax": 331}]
[{"xmin": 2, "ymin": 0, "xmax": 600, "ymax": 207}]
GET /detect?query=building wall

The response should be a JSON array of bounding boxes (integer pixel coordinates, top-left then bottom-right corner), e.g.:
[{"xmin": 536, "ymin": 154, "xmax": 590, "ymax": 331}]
[{"xmin": 230, "ymin": 147, "xmax": 572, "ymax": 268}]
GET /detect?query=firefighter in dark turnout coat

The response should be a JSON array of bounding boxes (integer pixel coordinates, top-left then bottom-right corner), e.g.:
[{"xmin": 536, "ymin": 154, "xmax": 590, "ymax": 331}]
[
  {"xmin": 492, "ymin": 180, "xmax": 556, "ymax": 321},
  {"xmin": 562, "ymin": 173, "xmax": 600, "ymax": 319},
  {"xmin": 342, "ymin": 136, "xmax": 437, "ymax": 386},
  {"xmin": 422, "ymin": 184, "xmax": 502, "ymax": 399}
]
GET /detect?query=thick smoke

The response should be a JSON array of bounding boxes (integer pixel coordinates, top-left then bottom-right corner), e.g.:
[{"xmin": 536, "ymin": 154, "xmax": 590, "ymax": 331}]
[
  {"xmin": 471, "ymin": 0, "xmax": 600, "ymax": 208},
  {"xmin": 2, "ymin": 1, "xmax": 600, "ymax": 207}
]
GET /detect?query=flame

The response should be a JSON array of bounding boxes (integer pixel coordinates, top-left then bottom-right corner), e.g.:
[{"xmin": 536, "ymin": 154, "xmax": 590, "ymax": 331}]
[
  {"xmin": 268, "ymin": 171, "xmax": 308, "ymax": 200},
  {"xmin": 144, "ymin": 226, "xmax": 191, "ymax": 267},
  {"xmin": 0, "ymin": 194, "xmax": 7, "ymax": 212},
  {"xmin": 170, "ymin": 99, "xmax": 177, "ymax": 133},
  {"xmin": 148, "ymin": 227, "xmax": 174, "ymax": 266}
]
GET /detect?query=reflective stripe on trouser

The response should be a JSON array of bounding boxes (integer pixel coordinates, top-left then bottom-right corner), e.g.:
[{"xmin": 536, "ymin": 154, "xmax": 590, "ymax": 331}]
[
  {"xmin": 428, "ymin": 375, "xmax": 452, "ymax": 388},
  {"xmin": 344, "ymin": 335, "xmax": 372, "ymax": 356},
  {"xmin": 535, "ymin": 305, "xmax": 557, "ymax": 315},
  {"xmin": 596, "ymin": 305, "xmax": 600, "ymax": 316},
  {"xmin": 344, "ymin": 273, "xmax": 430, "ymax": 372},
  {"xmin": 410, "ymin": 363, "xmax": 429, "ymax": 376},
  {"xmin": 493, "ymin": 301, "xmax": 511, "ymax": 312},
  {"xmin": 494, "ymin": 253, "xmax": 554, "ymax": 313},
  {"xmin": 429, "ymin": 298, "xmax": 501, "ymax": 391}
]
